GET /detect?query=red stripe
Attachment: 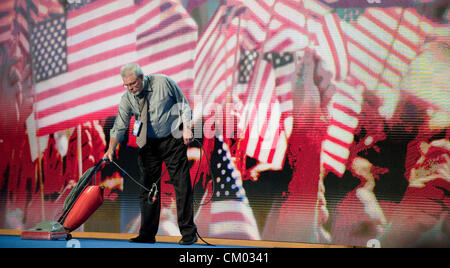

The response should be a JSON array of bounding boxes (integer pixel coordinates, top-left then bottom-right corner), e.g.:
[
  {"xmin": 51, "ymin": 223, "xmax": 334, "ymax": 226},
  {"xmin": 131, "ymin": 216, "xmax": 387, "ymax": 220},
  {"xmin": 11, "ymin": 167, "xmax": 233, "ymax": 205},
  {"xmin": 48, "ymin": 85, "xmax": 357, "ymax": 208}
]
[
  {"xmin": 266, "ymin": 125, "xmax": 282, "ymax": 164},
  {"xmin": 323, "ymin": 150, "xmax": 348, "ymax": 167},
  {"xmin": 333, "ymin": 102, "xmax": 358, "ymax": 118},
  {"xmin": 322, "ymin": 162, "xmax": 344, "ymax": 177},
  {"xmin": 325, "ymin": 130, "xmax": 353, "ymax": 148},
  {"xmin": 329, "ymin": 118, "xmax": 357, "ymax": 134}
]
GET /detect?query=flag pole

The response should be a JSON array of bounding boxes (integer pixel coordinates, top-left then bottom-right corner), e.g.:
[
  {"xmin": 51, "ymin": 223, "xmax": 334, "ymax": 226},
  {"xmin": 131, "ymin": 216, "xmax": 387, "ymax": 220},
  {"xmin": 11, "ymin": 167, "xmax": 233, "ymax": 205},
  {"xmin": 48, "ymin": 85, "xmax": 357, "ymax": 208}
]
[{"xmin": 77, "ymin": 124, "xmax": 82, "ymax": 178}]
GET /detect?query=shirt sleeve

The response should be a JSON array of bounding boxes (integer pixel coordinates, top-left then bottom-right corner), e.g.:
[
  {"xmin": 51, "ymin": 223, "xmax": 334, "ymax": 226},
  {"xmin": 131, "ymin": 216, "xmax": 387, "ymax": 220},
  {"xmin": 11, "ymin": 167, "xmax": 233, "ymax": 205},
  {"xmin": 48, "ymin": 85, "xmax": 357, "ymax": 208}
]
[
  {"xmin": 166, "ymin": 76, "xmax": 192, "ymax": 124},
  {"xmin": 110, "ymin": 93, "xmax": 132, "ymax": 142}
]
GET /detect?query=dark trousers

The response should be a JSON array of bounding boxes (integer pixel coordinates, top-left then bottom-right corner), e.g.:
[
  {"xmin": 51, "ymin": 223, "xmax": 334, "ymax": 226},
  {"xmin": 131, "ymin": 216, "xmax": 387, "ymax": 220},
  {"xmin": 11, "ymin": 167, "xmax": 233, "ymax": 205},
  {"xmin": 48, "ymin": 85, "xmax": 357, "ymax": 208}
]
[{"xmin": 137, "ymin": 136, "xmax": 196, "ymax": 238}]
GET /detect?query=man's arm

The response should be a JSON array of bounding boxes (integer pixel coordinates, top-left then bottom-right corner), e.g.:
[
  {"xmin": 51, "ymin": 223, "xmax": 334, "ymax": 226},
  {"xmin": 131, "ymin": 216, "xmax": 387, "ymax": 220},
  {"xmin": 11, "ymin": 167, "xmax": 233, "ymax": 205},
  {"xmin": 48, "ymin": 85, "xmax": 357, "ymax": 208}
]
[
  {"xmin": 166, "ymin": 77, "xmax": 194, "ymax": 144},
  {"xmin": 104, "ymin": 94, "xmax": 132, "ymax": 160}
]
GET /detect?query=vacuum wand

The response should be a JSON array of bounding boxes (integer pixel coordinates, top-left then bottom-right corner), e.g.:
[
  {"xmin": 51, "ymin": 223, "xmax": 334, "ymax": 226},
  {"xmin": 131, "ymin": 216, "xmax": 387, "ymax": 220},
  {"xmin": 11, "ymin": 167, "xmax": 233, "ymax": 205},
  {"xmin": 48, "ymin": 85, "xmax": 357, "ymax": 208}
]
[{"xmin": 103, "ymin": 158, "xmax": 158, "ymax": 204}]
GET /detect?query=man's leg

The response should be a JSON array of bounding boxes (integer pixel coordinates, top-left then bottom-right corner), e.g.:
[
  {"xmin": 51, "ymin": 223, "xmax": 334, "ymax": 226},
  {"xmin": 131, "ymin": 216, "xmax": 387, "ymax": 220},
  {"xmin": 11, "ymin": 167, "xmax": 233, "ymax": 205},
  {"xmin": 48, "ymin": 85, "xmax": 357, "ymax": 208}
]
[
  {"xmin": 161, "ymin": 137, "xmax": 197, "ymax": 240},
  {"xmin": 137, "ymin": 140, "xmax": 162, "ymax": 239}
]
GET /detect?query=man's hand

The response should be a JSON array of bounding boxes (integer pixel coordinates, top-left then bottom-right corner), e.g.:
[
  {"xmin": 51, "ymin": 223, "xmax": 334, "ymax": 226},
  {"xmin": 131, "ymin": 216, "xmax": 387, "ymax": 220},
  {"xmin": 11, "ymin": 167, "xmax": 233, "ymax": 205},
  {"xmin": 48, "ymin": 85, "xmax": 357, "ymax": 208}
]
[
  {"xmin": 103, "ymin": 149, "xmax": 114, "ymax": 162},
  {"xmin": 103, "ymin": 137, "xmax": 118, "ymax": 162},
  {"xmin": 182, "ymin": 125, "xmax": 194, "ymax": 145}
]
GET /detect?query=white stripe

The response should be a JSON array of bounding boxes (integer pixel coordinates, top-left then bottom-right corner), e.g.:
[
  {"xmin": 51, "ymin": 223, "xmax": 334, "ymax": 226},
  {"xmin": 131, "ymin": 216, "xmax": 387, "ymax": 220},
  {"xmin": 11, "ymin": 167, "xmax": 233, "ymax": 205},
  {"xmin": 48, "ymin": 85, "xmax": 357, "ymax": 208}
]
[
  {"xmin": 331, "ymin": 107, "xmax": 358, "ymax": 129},
  {"xmin": 325, "ymin": 13, "xmax": 348, "ymax": 79},
  {"xmin": 320, "ymin": 150, "xmax": 345, "ymax": 175},
  {"xmin": 327, "ymin": 125, "xmax": 354, "ymax": 145},
  {"xmin": 260, "ymin": 102, "xmax": 282, "ymax": 159},
  {"xmin": 323, "ymin": 139, "xmax": 350, "ymax": 159},
  {"xmin": 271, "ymin": 130, "xmax": 288, "ymax": 169}
]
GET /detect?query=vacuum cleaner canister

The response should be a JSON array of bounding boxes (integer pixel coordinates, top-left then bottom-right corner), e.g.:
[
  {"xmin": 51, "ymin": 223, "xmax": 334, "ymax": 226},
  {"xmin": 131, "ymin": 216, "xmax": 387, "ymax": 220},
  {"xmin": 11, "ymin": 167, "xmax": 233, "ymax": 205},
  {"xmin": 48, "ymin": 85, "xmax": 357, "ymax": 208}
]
[{"xmin": 63, "ymin": 185, "xmax": 104, "ymax": 232}]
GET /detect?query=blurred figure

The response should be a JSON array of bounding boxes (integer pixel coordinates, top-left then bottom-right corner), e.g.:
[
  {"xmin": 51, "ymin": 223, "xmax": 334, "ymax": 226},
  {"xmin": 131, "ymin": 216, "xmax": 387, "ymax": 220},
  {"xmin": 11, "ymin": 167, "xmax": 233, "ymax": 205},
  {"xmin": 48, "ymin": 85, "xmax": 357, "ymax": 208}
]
[{"xmin": 380, "ymin": 8, "xmax": 449, "ymax": 246}]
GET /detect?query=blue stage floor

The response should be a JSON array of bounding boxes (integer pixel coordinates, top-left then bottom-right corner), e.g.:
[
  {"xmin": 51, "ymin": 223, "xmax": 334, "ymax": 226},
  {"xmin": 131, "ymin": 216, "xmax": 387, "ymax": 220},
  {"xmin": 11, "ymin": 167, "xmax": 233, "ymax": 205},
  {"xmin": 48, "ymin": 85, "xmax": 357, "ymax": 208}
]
[{"xmin": 0, "ymin": 235, "xmax": 251, "ymax": 248}]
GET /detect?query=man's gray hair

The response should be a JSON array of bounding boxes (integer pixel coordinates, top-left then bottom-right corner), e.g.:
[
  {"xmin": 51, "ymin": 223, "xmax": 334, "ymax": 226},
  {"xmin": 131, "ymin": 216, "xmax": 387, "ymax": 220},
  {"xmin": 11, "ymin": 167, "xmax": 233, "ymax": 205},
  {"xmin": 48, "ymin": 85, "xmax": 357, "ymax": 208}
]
[{"xmin": 120, "ymin": 63, "xmax": 144, "ymax": 78}]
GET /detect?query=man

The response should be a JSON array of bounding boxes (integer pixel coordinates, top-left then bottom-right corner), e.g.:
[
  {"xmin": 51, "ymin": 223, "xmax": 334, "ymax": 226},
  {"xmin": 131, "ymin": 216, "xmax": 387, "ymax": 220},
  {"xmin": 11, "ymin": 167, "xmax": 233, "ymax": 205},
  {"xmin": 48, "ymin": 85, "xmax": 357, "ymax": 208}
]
[{"xmin": 104, "ymin": 63, "xmax": 197, "ymax": 245}]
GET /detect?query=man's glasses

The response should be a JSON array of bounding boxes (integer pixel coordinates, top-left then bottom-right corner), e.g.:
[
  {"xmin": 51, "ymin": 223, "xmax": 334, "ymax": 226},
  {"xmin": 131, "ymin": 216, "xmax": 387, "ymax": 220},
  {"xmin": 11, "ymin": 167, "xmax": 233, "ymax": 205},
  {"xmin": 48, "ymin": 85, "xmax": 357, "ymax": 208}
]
[{"xmin": 123, "ymin": 79, "xmax": 139, "ymax": 88}]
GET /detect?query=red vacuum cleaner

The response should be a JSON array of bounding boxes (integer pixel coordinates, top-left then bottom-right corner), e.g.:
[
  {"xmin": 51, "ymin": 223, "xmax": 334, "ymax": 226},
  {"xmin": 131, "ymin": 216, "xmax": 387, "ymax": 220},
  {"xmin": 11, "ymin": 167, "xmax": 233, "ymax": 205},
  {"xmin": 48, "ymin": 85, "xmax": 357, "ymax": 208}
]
[{"xmin": 21, "ymin": 159, "xmax": 106, "ymax": 240}]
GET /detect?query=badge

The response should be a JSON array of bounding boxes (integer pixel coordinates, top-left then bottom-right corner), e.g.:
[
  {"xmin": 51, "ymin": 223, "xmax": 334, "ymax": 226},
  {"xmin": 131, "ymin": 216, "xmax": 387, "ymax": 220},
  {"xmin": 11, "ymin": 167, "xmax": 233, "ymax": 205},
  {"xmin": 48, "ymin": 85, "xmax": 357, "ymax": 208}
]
[{"xmin": 132, "ymin": 120, "xmax": 143, "ymax": 136}]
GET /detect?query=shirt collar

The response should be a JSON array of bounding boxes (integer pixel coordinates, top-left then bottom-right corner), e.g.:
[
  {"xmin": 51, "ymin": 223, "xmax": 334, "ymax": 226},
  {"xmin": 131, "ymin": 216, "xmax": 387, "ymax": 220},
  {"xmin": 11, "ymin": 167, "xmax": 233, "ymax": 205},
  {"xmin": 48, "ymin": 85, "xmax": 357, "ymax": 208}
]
[{"xmin": 135, "ymin": 75, "xmax": 152, "ymax": 99}]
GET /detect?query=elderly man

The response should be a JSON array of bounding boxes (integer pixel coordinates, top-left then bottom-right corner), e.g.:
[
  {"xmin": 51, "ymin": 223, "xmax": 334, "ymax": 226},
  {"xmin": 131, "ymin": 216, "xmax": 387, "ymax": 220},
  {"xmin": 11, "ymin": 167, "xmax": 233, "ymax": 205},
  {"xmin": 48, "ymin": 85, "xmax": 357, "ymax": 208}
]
[{"xmin": 104, "ymin": 63, "xmax": 197, "ymax": 245}]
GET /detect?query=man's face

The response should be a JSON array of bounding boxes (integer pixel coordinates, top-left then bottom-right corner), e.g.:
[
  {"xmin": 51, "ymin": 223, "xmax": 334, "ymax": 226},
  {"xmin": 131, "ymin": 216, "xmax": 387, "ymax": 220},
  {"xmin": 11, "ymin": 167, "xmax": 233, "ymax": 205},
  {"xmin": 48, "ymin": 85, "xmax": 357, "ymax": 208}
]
[{"xmin": 123, "ymin": 74, "xmax": 143, "ymax": 95}]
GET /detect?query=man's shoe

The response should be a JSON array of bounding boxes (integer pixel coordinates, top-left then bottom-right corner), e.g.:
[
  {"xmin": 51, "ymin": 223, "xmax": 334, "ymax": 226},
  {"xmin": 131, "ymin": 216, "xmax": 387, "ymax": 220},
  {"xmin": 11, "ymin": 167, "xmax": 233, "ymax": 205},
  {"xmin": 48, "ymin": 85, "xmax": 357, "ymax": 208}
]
[
  {"xmin": 129, "ymin": 235, "xmax": 156, "ymax": 243},
  {"xmin": 178, "ymin": 234, "xmax": 198, "ymax": 245}
]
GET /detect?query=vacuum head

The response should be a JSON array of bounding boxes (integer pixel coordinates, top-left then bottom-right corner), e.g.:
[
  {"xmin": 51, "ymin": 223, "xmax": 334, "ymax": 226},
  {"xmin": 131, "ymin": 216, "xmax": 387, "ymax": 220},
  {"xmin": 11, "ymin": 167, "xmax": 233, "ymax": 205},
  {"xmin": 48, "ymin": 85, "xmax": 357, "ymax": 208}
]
[{"xmin": 20, "ymin": 221, "xmax": 71, "ymax": 240}]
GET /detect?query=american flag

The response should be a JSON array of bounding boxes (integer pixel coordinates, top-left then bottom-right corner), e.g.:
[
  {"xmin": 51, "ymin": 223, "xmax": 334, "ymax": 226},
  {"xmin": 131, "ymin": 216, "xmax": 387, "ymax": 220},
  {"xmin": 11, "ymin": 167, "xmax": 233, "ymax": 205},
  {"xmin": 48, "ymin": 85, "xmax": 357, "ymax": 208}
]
[
  {"xmin": 32, "ymin": 0, "xmax": 197, "ymax": 137},
  {"xmin": 216, "ymin": 0, "xmax": 304, "ymax": 168},
  {"xmin": 230, "ymin": 0, "xmax": 273, "ymax": 51},
  {"xmin": 238, "ymin": 51, "xmax": 296, "ymax": 168},
  {"xmin": 135, "ymin": 0, "xmax": 197, "ymax": 95},
  {"xmin": 320, "ymin": 78, "xmax": 364, "ymax": 176},
  {"xmin": 310, "ymin": 4, "xmax": 436, "ymax": 177},
  {"xmin": 193, "ymin": 3, "xmax": 244, "ymax": 122},
  {"xmin": 194, "ymin": 136, "xmax": 261, "ymax": 240}
]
